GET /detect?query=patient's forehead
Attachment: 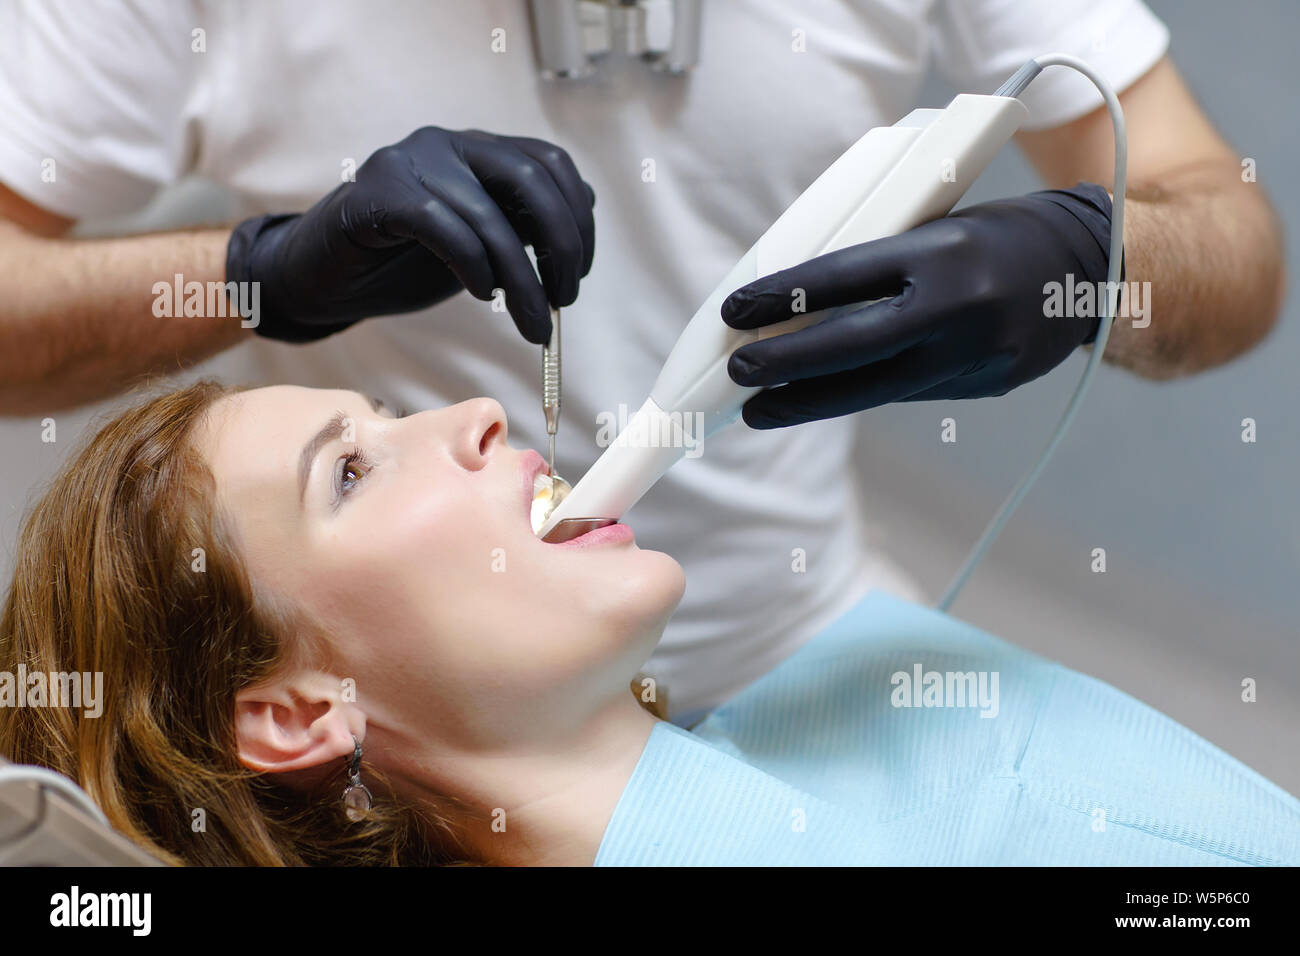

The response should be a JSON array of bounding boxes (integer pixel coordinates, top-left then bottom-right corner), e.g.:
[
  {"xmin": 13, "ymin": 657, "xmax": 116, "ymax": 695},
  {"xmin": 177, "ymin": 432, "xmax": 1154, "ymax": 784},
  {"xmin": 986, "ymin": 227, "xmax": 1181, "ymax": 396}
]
[
  {"xmin": 195, "ymin": 385, "xmax": 358, "ymax": 510},
  {"xmin": 200, "ymin": 386, "xmax": 307, "ymax": 467}
]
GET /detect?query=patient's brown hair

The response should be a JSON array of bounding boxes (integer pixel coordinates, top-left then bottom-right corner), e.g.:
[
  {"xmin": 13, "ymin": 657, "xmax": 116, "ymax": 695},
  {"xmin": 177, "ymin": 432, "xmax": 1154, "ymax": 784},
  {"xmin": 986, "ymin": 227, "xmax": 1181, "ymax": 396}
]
[{"xmin": 0, "ymin": 379, "xmax": 477, "ymax": 865}]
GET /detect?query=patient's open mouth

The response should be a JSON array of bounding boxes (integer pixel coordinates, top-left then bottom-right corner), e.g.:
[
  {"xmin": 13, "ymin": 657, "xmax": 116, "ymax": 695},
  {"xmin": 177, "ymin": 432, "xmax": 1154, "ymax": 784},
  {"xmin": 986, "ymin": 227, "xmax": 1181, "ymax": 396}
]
[{"xmin": 522, "ymin": 451, "xmax": 631, "ymax": 547}]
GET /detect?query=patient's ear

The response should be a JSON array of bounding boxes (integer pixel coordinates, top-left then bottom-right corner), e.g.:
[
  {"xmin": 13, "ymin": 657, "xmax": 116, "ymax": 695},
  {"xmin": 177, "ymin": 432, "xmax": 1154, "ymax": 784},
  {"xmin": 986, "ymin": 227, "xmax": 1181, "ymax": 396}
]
[{"xmin": 233, "ymin": 670, "xmax": 361, "ymax": 775}]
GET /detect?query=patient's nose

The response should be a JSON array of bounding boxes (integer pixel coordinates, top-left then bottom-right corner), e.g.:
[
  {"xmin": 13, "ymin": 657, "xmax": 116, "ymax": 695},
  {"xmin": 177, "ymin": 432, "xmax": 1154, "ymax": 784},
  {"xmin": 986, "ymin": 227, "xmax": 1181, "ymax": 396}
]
[{"xmin": 449, "ymin": 398, "xmax": 507, "ymax": 471}]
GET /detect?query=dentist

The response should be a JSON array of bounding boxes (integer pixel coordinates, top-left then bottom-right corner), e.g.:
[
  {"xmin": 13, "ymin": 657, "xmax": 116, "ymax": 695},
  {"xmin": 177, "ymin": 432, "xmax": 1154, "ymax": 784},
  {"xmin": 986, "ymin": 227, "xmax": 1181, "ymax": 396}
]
[{"xmin": 0, "ymin": 1, "xmax": 1282, "ymax": 728}]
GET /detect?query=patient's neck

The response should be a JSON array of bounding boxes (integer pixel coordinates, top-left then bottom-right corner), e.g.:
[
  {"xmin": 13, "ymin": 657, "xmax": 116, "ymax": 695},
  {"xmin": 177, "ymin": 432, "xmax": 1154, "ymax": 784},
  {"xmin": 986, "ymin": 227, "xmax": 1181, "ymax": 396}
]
[{"xmin": 403, "ymin": 693, "xmax": 662, "ymax": 866}]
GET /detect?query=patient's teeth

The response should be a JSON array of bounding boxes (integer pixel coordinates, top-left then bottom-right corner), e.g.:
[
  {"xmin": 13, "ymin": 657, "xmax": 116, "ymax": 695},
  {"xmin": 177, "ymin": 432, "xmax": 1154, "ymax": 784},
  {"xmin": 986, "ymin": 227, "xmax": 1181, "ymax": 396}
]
[
  {"xmin": 531, "ymin": 471, "xmax": 572, "ymax": 534},
  {"xmin": 532, "ymin": 473, "xmax": 556, "ymax": 533}
]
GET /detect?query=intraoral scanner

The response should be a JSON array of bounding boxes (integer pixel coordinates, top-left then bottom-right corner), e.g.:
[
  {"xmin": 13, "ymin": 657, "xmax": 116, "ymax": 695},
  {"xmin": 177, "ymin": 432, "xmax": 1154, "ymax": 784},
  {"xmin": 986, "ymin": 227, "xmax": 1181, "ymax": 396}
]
[{"xmin": 536, "ymin": 55, "xmax": 1127, "ymax": 612}]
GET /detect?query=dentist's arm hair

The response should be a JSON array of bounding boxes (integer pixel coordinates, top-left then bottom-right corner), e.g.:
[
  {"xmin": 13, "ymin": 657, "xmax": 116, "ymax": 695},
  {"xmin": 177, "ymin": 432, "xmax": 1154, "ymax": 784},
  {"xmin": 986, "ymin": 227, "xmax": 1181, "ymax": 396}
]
[
  {"xmin": 0, "ymin": 184, "xmax": 245, "ymax": 415},
  {"xmin": 1017, "ymin": 56, "xmax": 1285, "ymax": 379}
]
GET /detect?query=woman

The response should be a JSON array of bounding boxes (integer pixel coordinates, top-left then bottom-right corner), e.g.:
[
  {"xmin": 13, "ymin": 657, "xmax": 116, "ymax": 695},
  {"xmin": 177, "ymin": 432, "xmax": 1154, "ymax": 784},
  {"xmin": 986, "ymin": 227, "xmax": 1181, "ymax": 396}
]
[{"xmin": 2, "ymin": 380, "xmax": 1297, "ymax": 866}]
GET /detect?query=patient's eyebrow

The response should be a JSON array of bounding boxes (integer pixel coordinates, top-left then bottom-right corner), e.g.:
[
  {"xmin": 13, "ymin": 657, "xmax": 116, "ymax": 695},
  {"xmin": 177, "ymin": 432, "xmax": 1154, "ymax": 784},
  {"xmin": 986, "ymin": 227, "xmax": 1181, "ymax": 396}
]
[{"xmin": 298, "ymin": 410, "xmax": 350, "ymax": 504}]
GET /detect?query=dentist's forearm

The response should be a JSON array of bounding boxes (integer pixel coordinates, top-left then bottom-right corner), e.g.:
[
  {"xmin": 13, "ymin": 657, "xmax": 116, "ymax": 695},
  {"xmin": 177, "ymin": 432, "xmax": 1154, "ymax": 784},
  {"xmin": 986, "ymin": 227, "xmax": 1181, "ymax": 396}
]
[
  {"xmin": 0, "ymin": 220, "xmax": 245, "ymax": 415},
  {"xmin": 1099, "ymin": 160, "xmax": 1285, "ymax": 379}
]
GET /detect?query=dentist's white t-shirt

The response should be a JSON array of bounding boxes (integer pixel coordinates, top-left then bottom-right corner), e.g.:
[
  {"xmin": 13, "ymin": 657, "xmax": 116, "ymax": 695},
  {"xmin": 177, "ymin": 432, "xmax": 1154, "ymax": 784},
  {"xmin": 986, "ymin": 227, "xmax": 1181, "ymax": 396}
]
[{"xmin": 0, "ymin": 0, "xmax": 1168, "ymax": 723}]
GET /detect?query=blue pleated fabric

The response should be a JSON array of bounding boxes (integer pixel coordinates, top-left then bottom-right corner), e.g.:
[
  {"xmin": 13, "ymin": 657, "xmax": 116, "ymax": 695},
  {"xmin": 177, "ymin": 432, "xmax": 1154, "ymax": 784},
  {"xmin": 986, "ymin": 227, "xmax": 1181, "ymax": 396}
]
[{"xmin": 595, "ymin": 590, "xmax": 1300, "ymax": 865}]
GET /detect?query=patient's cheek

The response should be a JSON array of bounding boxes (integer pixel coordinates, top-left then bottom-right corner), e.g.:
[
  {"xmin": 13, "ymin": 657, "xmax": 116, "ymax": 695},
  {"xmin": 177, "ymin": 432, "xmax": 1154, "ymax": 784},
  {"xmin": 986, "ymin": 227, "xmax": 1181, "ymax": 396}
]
[{"xmin": 339, "ymin": 489, "xmax": 465, "ymax": 564}]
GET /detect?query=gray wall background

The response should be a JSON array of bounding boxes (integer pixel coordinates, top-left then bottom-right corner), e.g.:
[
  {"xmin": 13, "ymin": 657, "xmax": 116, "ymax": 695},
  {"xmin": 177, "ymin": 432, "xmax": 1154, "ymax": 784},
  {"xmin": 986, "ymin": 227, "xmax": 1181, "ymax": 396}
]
[
  {"xmin": 855, "ymin": 0, "xmax": 1299, "ymax": 794},
  {"xmin": 2, "ymin": 1, "xmax": 1296, "ymax": 793}
]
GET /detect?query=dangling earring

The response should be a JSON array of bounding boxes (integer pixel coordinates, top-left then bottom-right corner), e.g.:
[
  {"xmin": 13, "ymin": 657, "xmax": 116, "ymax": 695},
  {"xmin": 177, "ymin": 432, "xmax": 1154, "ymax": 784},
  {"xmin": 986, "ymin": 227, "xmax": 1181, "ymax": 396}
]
[{"xmin": 341, "ymin": 734, "xmax": 373, "ymax": 822}]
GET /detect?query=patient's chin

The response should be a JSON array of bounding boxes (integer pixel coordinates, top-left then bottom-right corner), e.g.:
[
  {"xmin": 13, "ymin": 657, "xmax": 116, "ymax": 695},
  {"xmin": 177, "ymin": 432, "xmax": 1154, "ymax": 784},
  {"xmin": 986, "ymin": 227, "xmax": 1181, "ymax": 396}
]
[{"xmin": 591, "ymin": 550, "xmax": 685, "ymax": 628}]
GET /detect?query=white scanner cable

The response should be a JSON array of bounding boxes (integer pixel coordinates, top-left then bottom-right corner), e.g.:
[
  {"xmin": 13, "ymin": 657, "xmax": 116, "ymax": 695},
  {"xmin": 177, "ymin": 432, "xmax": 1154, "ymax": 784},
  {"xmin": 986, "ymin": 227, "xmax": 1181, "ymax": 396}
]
[{"xmin": 936, "ymin": 53, "xmax": 1128, "ymax": 612}]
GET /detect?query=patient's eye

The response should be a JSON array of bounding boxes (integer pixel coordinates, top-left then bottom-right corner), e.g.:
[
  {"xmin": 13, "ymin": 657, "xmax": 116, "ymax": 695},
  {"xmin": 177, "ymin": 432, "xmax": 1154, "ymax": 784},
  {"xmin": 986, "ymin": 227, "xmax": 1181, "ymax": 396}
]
[{"xmin": 334, "ymin": 448, "xmax": 373, "ymax": 504}]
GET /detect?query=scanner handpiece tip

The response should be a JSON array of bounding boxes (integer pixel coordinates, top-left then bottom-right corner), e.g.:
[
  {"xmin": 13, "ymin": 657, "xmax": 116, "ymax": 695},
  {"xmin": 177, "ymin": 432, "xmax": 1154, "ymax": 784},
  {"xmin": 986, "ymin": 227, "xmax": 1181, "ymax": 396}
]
[{"xmin": 540, "ymin": 517, "xmax": 617, "ymax": 544}]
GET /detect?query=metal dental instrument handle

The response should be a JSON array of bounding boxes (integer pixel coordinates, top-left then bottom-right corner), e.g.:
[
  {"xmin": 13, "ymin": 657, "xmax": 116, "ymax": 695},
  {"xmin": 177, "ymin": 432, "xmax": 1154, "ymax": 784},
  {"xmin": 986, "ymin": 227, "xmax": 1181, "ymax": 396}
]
[
  {"xmin": 536, "ymin": 309, "xmax": 625, "ymax": 539},
  {"xmin": 538, "ymin": 306, "xmax": 605, "ymax": 543},
  {"xmin": 543, "ymin": 306, "xmax": 561, "ymax": 477}
]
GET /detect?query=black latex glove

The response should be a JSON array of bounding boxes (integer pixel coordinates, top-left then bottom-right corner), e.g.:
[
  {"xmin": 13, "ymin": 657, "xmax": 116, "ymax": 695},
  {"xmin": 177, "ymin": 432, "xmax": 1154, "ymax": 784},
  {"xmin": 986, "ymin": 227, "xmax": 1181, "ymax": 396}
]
[
  {"xmin": 722, "ymin": 182, "xmax": 1120, "ymax": 428},
  {"xmin": 226, "ymin": 127, "xmax": 596, "ymax": 344}
]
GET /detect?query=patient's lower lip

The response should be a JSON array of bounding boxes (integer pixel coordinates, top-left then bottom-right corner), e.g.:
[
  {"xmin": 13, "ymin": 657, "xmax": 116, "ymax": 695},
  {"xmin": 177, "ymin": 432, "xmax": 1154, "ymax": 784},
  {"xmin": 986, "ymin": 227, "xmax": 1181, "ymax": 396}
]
[{"xmin": 548, "ymin": 522, "xmax": 634, "ymax": 548}]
